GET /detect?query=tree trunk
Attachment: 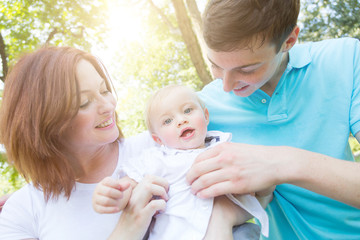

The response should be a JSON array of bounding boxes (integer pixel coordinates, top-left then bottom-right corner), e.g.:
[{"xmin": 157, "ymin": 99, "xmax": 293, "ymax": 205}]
[
  {"xmin": 171, "ymin": 0, "xmax": 212, "ymax": 86},
  {"xmin": 0, "ymin": 32, "xmax": 8, "ymax": 82},
  {"xmin": 185, "ymin": 0, "xmax": 211, "ymax": 75}
]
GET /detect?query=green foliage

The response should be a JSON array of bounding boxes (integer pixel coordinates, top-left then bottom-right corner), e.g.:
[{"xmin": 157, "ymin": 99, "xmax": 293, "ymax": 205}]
[
  {"xmin": 0, "ymin": 152, "xmax": 25, "ymax": 195},
  {"xmin": 299, "ymin": 0, "xmax": 360, "ymax": 42},
  {"xmin": 0, "ymin": 0, "xmax": 110, "ymax": 69}
]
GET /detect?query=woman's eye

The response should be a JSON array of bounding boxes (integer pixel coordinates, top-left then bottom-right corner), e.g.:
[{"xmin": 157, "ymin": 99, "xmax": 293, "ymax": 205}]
[
  {"xmin": 164, "ymin": 118, "xmax": 172, "ymax": 125},
  {"xmin": 101, "ymin": 89, "xmax": 110, "ymax": 95},
  {"xmin": 184, "ymin": 108, "xmax": 192, "ymax": 114},
  {"xmin": 80, "ymin": 101, "xmax": 89, "ymax": 108}
]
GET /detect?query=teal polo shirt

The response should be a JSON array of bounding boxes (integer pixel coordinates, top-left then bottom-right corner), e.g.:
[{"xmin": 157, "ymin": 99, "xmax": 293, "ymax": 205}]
[{"xmin": 199, "ymin": 38, "xmax": 360, "ymax": 239}]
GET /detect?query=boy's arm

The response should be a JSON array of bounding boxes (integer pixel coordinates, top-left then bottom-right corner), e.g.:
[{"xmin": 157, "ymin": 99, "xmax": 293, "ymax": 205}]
[{"xmin": 92, "ymin": 176, "xmax": 135, "ymax": 214}]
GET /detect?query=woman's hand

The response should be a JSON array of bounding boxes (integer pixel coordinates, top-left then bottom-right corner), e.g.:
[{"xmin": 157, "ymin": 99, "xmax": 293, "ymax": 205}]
[
  {"xmin": 92, "ymin": 176, "xmax": 133, "ymax": 214},
  {"xmin": 108, "ymin": 175, "xmax": 169, "ymax": 240}
]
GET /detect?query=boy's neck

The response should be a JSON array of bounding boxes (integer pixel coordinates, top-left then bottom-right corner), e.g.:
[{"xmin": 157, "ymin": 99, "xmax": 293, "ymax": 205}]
[{"xmin": 261, "ymin": 52, "xmax": 289, "ymax": 97}]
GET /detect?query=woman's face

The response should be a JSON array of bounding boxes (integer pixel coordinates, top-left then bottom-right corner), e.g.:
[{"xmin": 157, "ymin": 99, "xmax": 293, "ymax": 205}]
[{"xmin": 63, "ymin": 60, "xmax": 119, "ymax": 152}]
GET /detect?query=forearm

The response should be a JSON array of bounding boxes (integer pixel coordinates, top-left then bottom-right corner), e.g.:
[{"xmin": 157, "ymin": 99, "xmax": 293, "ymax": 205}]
[
  {"xmin": 276, "ymin": 146, "xmax": 360, "ymax": 208},
  {"xmin": 107, "ymin": 219, "xmax": 145, "ymax": 240}
]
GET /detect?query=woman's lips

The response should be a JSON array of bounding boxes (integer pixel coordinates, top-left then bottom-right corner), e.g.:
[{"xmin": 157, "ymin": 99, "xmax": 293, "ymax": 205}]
[{"xmin": 96, "ymin": 117, "xmax": 114, "ymax": 128}]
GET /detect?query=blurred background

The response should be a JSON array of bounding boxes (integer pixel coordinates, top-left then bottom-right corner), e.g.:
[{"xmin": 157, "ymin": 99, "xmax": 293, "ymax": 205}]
[{"xmin": 1, "ymin": 0, "xmax": 359, "ymax": 195}]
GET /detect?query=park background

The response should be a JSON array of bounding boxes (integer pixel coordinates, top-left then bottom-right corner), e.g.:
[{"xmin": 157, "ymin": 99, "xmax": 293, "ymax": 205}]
[{"xmin": 1, "ymin": 0, "xmax": 360, "ymax": 196}]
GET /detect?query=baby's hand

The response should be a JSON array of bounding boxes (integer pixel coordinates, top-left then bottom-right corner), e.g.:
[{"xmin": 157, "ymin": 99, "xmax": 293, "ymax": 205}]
[{"xmin": 92, "ymin": 176, "xmax": 134, "ymax": 214}]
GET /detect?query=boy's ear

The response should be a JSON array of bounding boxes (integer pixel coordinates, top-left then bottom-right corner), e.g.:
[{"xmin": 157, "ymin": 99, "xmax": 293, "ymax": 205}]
[
  {"xmin": 204, "ymin": 108, "xmax": 210, "ymax": 126},
  {"xmin": 282, "ymin": 25, "xmax": 300, "ymax": 52},
  {"xmin": 152, "ymin": 134, "xmax": 163, "ymax": 145}
]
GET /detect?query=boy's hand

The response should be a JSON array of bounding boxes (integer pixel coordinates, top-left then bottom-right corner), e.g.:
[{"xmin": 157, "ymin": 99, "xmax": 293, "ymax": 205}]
[{"xmin": 92, "ymin": 176, "xmax": 133, "ymax": 214}]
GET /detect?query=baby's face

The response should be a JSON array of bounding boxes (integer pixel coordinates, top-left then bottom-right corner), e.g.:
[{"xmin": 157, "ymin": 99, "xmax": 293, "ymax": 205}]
[{"xmin": 150, "ymin": 88, "xmax": 209, "ymax": 150}]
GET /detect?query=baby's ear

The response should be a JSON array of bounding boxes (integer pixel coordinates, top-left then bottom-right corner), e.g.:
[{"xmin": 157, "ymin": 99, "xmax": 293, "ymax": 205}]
[
  {"xmin": 204, "ymin": 108, "xmax": 210, "ymax": 125},
  {"xmin": 152, "ymin": 134, "xmax": 163, "ymax": 145}
]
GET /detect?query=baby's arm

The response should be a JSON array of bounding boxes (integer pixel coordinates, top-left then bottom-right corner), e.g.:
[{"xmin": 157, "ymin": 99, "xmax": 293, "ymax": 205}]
[
  {"xmin": 92, "ymin": 176, "xmax": 135, "ymax": 214},
  {"xmin": 204, "ymin": 195, "xmax": 252, "ymax": 240}
]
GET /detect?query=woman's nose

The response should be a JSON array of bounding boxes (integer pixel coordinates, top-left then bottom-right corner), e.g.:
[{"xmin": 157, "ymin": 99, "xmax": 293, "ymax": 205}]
[{"xmin": 97, "ymin": 95, "xmax": 115, "ymax": 114}]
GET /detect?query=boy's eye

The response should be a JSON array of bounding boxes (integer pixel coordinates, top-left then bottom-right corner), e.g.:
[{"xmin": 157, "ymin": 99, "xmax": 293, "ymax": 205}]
[
  {"xmin": 184, "ymin": 108, "xmax": 192, "ymax": 114},
  {"xmin": 236, "ymin": 69, "xmax": 255, "ymax": 75},
  {"xmin": 164, "ymin": 118, "xmax": 172, "ymax": 125},
  {"xmin": 211, "ymin": 64, "xmax": 221, "ymax": 70}
]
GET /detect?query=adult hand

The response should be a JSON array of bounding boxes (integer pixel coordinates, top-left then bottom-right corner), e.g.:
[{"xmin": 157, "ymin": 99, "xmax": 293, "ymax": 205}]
[
  {"xmin": 108, "ymin": 175, "xmax": 169, "ymax": 240},
  {"xmin": 186, "ymin": 142, "xmax": 282, "ymax": 199}
]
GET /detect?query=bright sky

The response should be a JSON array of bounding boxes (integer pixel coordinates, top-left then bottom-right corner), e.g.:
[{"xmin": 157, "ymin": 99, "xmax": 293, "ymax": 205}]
[
  {"xmin": 92, "ymin": 0, "xmax": 145, "ymax": 67},
  {"xmin": 93, "ymin": 0, "xmax": 207, "ymax": 67}
]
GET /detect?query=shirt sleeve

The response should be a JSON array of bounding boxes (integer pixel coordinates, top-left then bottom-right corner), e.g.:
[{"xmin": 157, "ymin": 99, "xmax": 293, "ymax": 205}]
[
  {"xmin": 349, "ymin": 39, "xmax": 360, "ymax": 135},
  {"xmin": 122, "ymin": 154, "xmax": 146, "ymax": 183},
  {"xmin": 123, "ymin": 131, "xmax": 157, "ymax": 159},
  {"xmin": 0, "ymin": 186, "xmax": 38, "ymax": 240}
]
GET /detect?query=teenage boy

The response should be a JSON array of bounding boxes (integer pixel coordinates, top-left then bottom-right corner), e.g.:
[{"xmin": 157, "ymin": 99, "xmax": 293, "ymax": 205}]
[{"xmin": 186, "ymin": 0, "xmax": 360, "ymax": 239}]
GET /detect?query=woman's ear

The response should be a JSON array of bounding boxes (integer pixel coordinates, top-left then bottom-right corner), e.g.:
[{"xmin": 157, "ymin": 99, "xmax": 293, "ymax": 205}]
[{"xmin": 152, "ymin": 134, "xmax": 163, "ymax": 145}]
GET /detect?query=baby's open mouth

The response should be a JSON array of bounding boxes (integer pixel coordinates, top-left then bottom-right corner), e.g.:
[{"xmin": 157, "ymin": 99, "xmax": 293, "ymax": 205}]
[{"xmin": 180, "ymin": 128, "xmax": 194, "ymax": 138}]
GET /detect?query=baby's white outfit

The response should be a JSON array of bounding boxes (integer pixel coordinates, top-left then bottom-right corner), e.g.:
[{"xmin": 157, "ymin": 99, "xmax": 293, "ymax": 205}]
[{"xmin": 123, "ymin": 131, "xmax": 268, "ymax": 240}]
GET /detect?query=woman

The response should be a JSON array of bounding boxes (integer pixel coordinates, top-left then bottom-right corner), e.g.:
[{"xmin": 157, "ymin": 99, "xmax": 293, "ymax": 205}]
[{"xmin": 0, "ymin": 46, "xmax": 169, "ymax": 239}]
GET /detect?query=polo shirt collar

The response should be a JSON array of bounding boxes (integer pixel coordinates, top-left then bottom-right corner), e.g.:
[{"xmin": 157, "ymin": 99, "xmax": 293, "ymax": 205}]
[{"xmin": 288, "ymin": 42, "xmax": 312, "ymax": 69}]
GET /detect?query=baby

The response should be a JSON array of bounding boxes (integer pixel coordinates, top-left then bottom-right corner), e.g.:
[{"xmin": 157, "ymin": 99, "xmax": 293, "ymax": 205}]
[{"xmin": 93, "ymin": 85, "xmax": 268, "ymax": 239}]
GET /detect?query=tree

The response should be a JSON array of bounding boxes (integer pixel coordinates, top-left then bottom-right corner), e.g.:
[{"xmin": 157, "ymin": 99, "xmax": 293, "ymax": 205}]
[
  {"xmin": 144, "ymin": 0, "xmax": 212, "ymax": 86},
  {"xmin": 299, "ymin": 0, "xmax": 360, "ymax": 42},
  {"xmin": 0, "ymin": 0, "xmax": 110, "ymax": 82}
]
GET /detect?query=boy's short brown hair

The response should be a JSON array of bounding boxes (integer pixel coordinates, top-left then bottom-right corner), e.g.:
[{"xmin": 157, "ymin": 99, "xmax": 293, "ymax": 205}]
[{"xmin": 203, "ymin": 0, "xmax": 300, "ymax": 52}]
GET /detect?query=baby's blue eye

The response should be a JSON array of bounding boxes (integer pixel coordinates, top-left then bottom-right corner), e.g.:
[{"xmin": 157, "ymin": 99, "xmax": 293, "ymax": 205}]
[
  {"xmin": 184, "ymin": 108, "xmax": 192, "ymax": 114},
  {"xmin": 164, "ymin": 118, "xmax": 172, "ymax": 125}
]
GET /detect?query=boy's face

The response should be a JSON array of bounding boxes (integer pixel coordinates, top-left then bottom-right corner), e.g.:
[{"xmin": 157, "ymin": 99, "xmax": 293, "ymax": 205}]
[
  {"xmin": 207, "ymin": 41, "xmax": 288, "ymax": 97},
  {"xmin": 150, "ymin": 88, "xmax": 209, "ymax": 150}
]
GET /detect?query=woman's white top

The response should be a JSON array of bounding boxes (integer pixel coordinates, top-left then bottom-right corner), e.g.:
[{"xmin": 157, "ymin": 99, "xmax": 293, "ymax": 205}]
[{"xmin": 0, "ymin": 132, "xmax": 156, "ymax": 240}]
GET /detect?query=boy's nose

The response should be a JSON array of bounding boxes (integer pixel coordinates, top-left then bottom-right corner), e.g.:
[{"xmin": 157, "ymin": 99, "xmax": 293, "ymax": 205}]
[{"xmin": 222, "ymin": 71, "xmax": 236, "ymax": 92}]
